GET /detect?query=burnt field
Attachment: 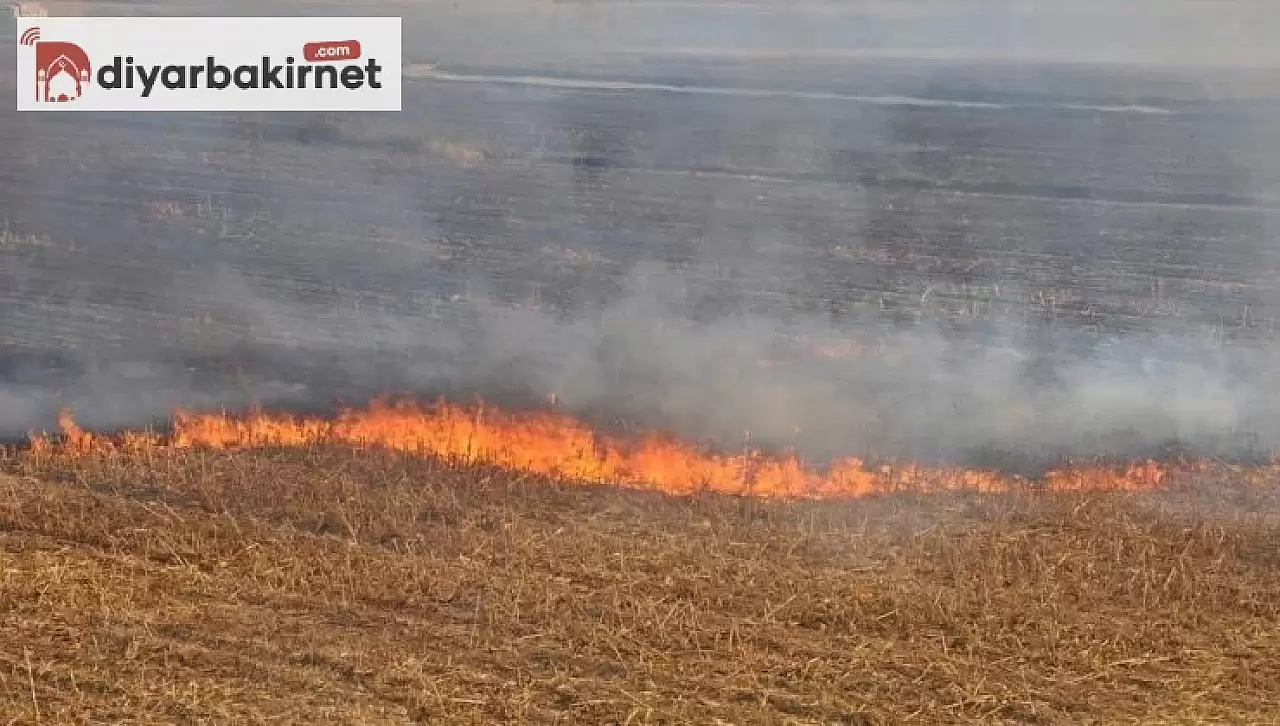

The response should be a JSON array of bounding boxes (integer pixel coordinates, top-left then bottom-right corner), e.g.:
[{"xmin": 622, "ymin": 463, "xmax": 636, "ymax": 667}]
[
  {"xmin": 6, "ymin": 5, "xmax": 1280, "ymax": 465},
  {"xmin": 7, "ymin": 4, "xmax": 1280, "ymax": 723}
]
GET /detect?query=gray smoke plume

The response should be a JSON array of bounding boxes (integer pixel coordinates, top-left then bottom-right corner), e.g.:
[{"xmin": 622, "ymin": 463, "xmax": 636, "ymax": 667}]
[{"xmin": 4, "ymin": 1, "xmax": 1280, "ymax": 469}]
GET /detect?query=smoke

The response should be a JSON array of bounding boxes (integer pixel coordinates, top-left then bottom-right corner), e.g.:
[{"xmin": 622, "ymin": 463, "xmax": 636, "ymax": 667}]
[{"xmin": 4, "ymin": 1, "xmax": 1280, "ymax": 468}]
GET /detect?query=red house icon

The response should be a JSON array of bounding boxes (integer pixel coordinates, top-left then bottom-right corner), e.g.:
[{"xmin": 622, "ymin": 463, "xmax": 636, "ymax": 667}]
[{"xmin": 34, "ymin": 40, "xmax": 91, "ymax": 102}]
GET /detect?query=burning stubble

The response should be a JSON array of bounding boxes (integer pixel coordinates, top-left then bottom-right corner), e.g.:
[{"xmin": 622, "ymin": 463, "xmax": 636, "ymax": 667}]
[
  {"xmin": 33, "ymin": 398, "xmax": 1172, "ymax": 499},
  {"xmin": 5, "ymin": 1, "xmax": 1280, "ymax": 471}
]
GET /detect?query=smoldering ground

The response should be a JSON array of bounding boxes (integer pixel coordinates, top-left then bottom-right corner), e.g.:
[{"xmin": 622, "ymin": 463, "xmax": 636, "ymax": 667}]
[{"xmin": 4, "ymin": 1, "xmax": 1280, "ymax": 469}]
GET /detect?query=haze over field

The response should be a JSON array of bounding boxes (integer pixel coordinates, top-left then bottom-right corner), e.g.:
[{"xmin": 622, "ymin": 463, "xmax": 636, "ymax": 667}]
[{"xmin": 5, "ymin": 1, "xmax": 1280, "ymax": 467}]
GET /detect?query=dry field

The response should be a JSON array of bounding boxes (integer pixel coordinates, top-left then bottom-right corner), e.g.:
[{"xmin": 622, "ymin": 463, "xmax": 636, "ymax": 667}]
[
  {"xmin": 7, "ymin": 3, "xmax": 1280, "ymax": 723},
  {"xmin": 2, "ymin": 440, "xmax": 1280, "ymax": 724}
]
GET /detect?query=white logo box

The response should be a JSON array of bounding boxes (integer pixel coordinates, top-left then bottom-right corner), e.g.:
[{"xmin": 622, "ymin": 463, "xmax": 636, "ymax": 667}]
[{"xmin": 15, "ymin": 15, "xmax": 401, "ymax": 111}]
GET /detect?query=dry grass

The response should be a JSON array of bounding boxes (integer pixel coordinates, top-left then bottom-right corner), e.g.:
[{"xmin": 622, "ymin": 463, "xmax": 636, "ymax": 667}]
[{"xmin": 2, "ymin": 445, "xmax": 1280, "ymax": 724}]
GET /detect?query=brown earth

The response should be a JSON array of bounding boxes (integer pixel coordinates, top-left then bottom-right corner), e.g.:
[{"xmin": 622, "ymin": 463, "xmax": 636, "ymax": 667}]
[{"xmin": 2, "ymin": 444, "xmax": 1279, "ymax": 724}]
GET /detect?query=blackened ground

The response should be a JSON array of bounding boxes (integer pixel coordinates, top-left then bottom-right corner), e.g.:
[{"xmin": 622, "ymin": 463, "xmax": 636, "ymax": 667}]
[{"xmin": 5, "ymin": 5, "xmax": 1280, "ymax": 466}]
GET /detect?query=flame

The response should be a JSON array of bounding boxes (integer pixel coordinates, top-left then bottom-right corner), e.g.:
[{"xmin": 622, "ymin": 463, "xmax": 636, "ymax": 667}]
[
  {"xmin": 804, "ymin": 337, "xmax": 881, "ymax": 361},
  {"xmin": 22, "ymin": 398, "xmax": 1194, "ymax": 500}
]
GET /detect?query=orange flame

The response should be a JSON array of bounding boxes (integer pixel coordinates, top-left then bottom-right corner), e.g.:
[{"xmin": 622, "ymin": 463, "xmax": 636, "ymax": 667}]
[{"xmin": 23, "ymin": 398, "xmax": 1193, "ymax": 500}]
